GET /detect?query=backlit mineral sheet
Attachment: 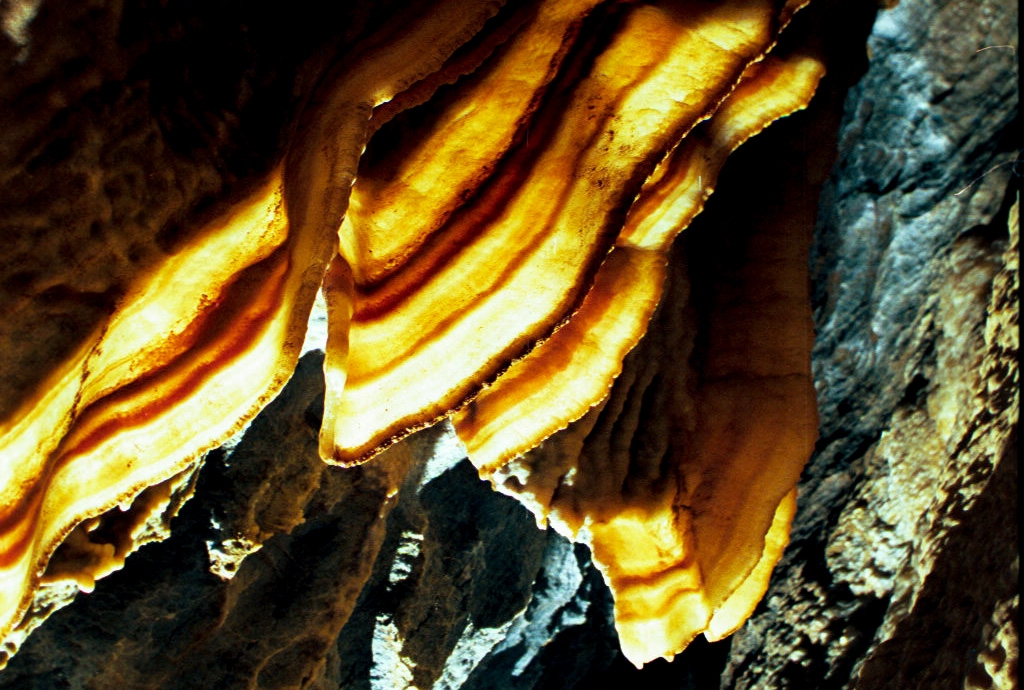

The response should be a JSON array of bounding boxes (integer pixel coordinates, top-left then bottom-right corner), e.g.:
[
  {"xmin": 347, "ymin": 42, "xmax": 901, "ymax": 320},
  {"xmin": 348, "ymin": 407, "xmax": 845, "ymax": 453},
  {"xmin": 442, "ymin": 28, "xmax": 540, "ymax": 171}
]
[{"xmin": 0, "ymin": 0, "xmax": 828, "ymax": 668}]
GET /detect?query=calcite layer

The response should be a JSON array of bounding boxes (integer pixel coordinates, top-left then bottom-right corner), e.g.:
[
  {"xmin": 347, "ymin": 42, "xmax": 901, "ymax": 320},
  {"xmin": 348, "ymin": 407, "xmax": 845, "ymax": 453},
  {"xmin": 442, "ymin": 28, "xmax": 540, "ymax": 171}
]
[{"xmin": 0, "ymin": 0, "xmax": 839, "ymax": 668}]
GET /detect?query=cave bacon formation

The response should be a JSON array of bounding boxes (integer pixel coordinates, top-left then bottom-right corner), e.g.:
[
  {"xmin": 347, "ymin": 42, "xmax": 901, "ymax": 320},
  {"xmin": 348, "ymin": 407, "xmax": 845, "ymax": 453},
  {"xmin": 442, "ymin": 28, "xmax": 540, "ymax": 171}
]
[{"xmin": 0, "ymin": 0, "xmax": 825, "ymax": 669}]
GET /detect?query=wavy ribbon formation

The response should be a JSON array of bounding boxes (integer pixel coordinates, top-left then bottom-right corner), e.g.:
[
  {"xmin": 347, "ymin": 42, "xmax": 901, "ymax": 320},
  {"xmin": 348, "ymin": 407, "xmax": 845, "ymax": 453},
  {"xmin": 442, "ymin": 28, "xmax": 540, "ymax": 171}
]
[{"xmin": 0, "ymin": 0, "xmax": 825, "ymax": 668}]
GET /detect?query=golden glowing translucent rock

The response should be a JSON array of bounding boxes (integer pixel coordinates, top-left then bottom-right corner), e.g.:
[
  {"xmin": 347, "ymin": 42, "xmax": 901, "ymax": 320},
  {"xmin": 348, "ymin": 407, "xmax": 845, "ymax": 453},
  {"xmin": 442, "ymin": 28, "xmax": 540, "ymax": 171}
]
[
  {"xmin": 1, "ymin": 0, "xmax": 828, "ymax": 669},
  {"xmin": 451, "ymin": 22, "xmax": 823, "ymax": 665},
  {"xmin": 454, "ymin": 47, "xmax": 826, "ymax": 472},
  {"xmin": 324, "ymin": 0, "xmax": 807, "ymax": 464},
  {"xmin": 0, "ymin": 0, "xmax": 509, "ymax": 656},
  {"xmin": 0, "ymin": 174, "xmax": 303, "ymax": 652}
]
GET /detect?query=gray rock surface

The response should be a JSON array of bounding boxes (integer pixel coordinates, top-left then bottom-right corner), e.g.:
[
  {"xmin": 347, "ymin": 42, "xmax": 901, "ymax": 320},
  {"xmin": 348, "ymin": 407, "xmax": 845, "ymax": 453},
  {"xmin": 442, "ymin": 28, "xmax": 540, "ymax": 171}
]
[
  {"xmin": 0, "ymin": 352, "xmax": 636, "ymax": 689},
  {"xmin": 724, "ymin": 0, "xmax": 1019, "ymax": 686}
]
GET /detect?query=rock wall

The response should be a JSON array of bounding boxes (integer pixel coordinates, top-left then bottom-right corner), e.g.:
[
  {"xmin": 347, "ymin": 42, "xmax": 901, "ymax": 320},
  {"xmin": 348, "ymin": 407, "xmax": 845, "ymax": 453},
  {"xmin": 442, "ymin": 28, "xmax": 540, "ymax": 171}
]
[
  {"xmin": 726, "ymin": 0, "xmax": 1019, "ymax": 685},
  {"xmin": 0, "ymin": 0, "xmax": 1017, "ymax": 687}
]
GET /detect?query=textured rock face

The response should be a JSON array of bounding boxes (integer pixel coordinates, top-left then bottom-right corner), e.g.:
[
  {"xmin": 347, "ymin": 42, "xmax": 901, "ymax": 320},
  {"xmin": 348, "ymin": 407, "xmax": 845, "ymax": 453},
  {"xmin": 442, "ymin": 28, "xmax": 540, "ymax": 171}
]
[
  {"xmin": 0, "ymin": 0, "xmax": 1018, "ymax": 688},
  {"xmin": 0, "ymin": 352, "xmax": 622, "ymax": 688},
  {"xmin": 721, "ymin": 0, "xmax": 1018, "ymax": 686}
]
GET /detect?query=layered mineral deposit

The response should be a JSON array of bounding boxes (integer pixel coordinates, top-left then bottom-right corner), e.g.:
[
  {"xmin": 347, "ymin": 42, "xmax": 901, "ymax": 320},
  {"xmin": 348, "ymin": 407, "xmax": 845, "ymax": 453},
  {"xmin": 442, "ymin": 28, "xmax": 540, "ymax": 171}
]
[{"xmin": 0, "ymin": 0, "xmax": 1017, "ymax": 686}]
